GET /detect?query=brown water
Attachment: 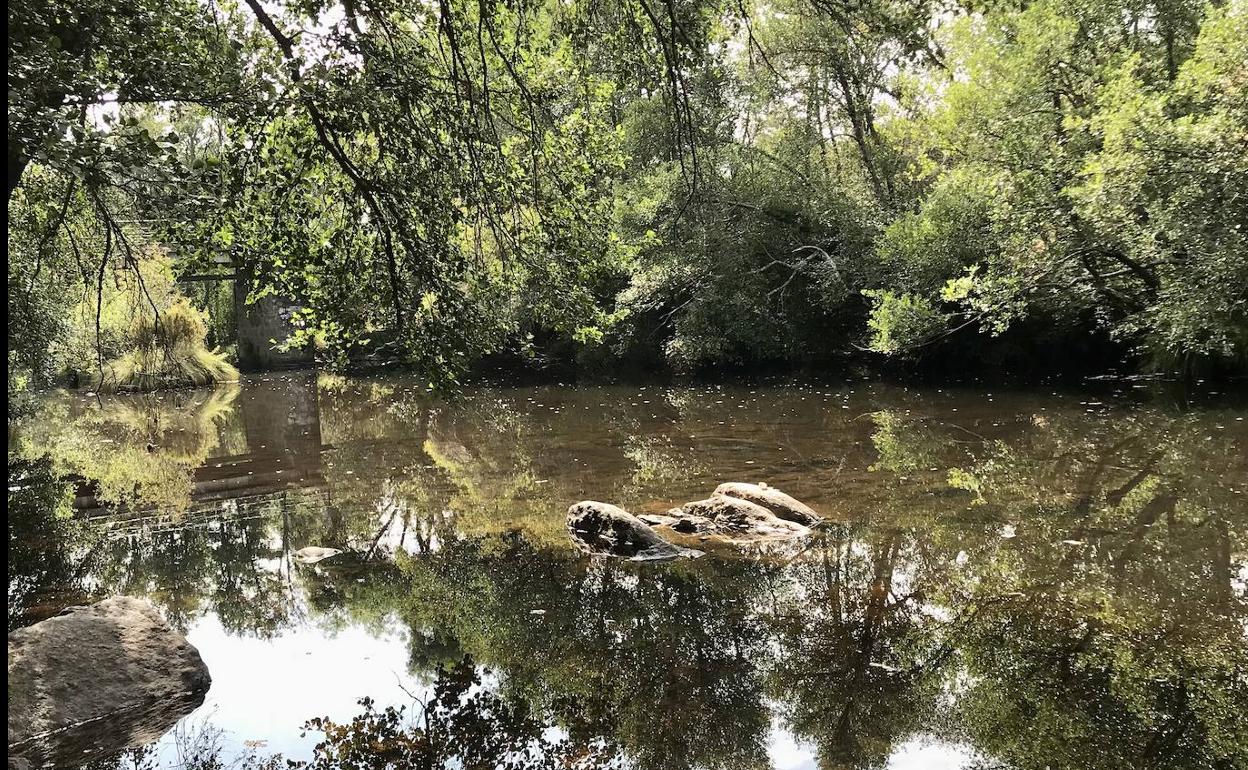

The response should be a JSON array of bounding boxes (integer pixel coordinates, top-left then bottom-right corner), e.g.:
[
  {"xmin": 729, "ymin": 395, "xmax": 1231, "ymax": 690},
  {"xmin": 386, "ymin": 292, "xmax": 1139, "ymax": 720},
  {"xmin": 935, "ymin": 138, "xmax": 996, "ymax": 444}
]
[{"xmin": 7, "ymin": 372, "xmax": 1248, "ymax": 769}]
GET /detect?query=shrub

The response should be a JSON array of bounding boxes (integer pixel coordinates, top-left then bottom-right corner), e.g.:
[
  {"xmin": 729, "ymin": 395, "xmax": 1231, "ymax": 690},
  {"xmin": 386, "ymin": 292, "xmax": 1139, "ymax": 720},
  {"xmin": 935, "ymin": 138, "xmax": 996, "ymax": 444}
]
[{"xmin": 862, "ymin": 290, "xmax": 949, "ymax": 356}]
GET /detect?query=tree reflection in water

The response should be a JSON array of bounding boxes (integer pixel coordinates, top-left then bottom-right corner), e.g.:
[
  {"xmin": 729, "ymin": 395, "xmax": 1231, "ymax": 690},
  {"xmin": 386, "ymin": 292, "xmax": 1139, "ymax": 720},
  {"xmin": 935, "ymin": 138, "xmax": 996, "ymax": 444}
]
[
  {"xmin": 7, "ymin": 455, "xmax": 96, "ymax": 629},
  {"xmin": 6, "ymin": 376, "xmax": 1246, "ymax": 769},
  {"xmin": 293, "ymin": 660, "xmax": 623, "ymax": 770}
]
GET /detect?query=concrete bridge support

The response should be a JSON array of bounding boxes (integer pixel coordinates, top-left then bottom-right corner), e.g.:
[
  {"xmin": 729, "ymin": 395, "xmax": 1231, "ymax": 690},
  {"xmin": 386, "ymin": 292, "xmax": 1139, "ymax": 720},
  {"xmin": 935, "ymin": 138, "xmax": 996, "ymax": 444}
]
[{"xmin": 234, "ymin": 278, "xmax": 315, "ymax": 371}]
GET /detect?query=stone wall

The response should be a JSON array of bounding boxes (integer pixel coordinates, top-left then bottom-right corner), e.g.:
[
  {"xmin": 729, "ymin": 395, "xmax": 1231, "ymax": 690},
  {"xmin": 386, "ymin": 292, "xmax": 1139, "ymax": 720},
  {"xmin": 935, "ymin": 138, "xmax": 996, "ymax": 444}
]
[{"xmin": 234, "ymin": 279, "xmax": 315, "ymax": 371}]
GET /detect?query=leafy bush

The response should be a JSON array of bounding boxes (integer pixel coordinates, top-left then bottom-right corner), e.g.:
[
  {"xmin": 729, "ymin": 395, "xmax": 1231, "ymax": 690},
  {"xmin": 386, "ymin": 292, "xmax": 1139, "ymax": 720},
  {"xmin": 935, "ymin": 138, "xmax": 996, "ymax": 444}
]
[{"xmin": 863, "ymin": 290, "xmax": 949, "ymax": 356}]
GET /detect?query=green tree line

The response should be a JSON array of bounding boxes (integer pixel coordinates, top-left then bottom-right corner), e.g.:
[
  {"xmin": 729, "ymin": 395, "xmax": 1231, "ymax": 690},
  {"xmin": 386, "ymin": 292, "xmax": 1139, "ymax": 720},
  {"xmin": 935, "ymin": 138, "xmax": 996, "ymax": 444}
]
[{"xmin": 8, "ymin": 0, "xmax": 1247, "ymax": 390}]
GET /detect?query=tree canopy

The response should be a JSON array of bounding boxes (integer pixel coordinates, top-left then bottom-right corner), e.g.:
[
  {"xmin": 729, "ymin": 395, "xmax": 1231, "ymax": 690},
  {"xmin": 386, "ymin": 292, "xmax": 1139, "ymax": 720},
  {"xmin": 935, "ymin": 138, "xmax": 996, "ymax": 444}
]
[{"xmin": 8, "ymin": 0, "xmax": 1247, "ymax": 387}]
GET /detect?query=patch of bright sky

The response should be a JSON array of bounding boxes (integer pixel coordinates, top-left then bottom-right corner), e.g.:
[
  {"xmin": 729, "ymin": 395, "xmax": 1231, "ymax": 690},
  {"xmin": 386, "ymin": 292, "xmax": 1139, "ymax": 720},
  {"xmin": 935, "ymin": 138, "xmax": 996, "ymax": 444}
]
[
  {"xmin": 768, "ymin": 715, "xmax": 976, "ymax": 770},
  {"xmin": 768, "ymin": 716, "xmax": 819, "ymax": 770},
  {"xmin": 87, "ymin": 0, "xmax": 356, "ymax": 132},
  {"xmin": 888, "ymin": 737, "xmax": 978, "ymax": 770},
  {"xmin": 146, "ymin": 612, "xmax": 421, "ymax": 764}
]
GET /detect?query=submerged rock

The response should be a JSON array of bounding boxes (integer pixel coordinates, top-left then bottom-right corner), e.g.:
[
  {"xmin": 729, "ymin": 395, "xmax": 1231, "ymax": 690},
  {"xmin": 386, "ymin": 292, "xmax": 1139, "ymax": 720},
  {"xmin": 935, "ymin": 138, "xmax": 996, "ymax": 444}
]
[
  {"xmin": 672, "ymin": 494, "xmax": 811, "ymax": 540},
  {"xmin": 568, "ymin": 501, "xmax": 701, "ymax": 561},
  {"xmin": 8, "ymin": 596, "xmax": 211, "ymax": 767},
  {"xmin": 714, "ymin": 482, "xmax": 823, "ymax": 527},
  {"xmin": 292, "ymin": 546, "xmax": 342, "ymax": 564}
]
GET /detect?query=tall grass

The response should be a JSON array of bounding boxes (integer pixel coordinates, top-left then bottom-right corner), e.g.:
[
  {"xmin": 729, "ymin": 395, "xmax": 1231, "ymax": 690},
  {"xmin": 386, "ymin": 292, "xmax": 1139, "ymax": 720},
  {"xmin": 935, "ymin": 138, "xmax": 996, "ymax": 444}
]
[{"xmin": 94, "ymin": 300, "xmax": 238, "ymax": 392}]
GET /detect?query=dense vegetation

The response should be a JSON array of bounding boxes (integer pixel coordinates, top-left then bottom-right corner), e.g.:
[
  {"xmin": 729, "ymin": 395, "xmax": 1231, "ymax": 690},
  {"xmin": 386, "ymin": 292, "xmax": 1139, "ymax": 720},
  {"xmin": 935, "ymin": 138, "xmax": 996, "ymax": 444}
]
[{"xmin": 8, "ymin": 0, "xmax": 1247, "ymax": 391}]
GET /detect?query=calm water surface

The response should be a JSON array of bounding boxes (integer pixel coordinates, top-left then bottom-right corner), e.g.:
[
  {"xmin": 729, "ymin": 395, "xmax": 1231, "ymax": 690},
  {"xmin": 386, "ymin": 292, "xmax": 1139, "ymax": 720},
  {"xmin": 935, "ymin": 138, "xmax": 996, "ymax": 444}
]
[{"xmin": 8, "ymin": 373, "xmax": 1248, "ymax": 770}]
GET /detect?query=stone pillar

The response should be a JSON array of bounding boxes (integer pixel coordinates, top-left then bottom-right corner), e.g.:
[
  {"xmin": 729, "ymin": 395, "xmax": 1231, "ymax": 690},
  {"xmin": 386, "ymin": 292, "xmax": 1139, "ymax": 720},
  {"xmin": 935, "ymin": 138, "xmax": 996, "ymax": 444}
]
[{"xmin": 234, "ymin": 278, "xmax": 314, "ymax": 371}]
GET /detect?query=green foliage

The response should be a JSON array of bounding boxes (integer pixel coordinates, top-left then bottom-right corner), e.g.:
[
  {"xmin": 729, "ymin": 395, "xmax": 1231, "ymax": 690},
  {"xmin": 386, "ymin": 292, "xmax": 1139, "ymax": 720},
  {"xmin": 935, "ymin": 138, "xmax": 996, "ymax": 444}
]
[
  {"xmin": 883, "ymin": 0, "xmax": 1248, "ymax": 369},
  {"xmin": 6, "ymin": 0, "xmax": 1246, "ymax": 386},
  {"xmin": 876, "ymin": 171, "xmax": 997, "ymax": 296},
  {"xmin": 184, "ymin": 279, "xmax": 236, "ymax": 351},
  {"xmin": 7, "ymin": 167, "xmax": 93, "ymax": 387},
  {"xmin": 1070, "ymin": 3, "xmax": 1248, "ymax": 364},
  {"xmin": 863, "ymin": 290, "xmax": 949, "ymax": 356},
  {"xmin": 7, "ymin": 163, "xmax": 237, "ymax": 395}
]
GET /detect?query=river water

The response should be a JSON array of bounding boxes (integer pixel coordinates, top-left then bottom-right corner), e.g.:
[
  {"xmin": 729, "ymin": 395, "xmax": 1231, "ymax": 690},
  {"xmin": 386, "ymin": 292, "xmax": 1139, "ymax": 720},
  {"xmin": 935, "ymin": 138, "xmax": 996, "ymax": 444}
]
[{"xmin": 7, "ymin": 372, "xmax": 1248, "ymax": 769}]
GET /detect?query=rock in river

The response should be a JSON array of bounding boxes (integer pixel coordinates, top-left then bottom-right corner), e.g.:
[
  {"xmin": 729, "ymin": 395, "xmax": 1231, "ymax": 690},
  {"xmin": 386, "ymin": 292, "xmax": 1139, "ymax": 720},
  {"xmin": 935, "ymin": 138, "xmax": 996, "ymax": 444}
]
[
  {"xmin": 638, "ymin": 511, "xmax": 718, "ymax": 535},
  {"xmin": 8, "ymin": 596, "xmax": 211, "ymax": 767},
  {"xmin": 293, "ymin": 546, "xmax": 342, "ymax": 564},
  {"xmin": 714, "ymin": 482, "xmax": 823, "ymax": 527},
  {"xmin": 672, "ymin": 494, "xmax": 811, "ymax": 539},
  {"xmin": 568, "ymin": 501, "xmax": 701, "ymax": 560}
]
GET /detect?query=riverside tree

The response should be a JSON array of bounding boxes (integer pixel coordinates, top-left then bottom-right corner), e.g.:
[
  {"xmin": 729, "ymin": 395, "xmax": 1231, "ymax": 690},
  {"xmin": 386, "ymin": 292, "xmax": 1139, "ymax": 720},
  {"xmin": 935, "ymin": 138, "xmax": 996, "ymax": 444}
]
[{"xmin": 8, "ymin": 0, "xmax": 1246, "ymax": 391}]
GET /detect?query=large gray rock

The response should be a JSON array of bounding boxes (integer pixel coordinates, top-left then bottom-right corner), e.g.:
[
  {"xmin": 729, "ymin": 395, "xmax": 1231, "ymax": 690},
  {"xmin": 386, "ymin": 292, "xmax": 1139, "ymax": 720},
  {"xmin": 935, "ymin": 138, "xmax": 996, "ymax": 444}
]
[
  {"xmin": 714, "ymin": 482, "xmax": 824, "ymax": 527},
  {"xmin": 567, "ymin": 501, "xmax": 701, "ymax": 560},
  {"xmin": 8, "ymin": 596, "xmax": 211, "ymax": 767},
  {"xmin": 671, "ymin": 494, "xmax": 811, "ymax": 539}
]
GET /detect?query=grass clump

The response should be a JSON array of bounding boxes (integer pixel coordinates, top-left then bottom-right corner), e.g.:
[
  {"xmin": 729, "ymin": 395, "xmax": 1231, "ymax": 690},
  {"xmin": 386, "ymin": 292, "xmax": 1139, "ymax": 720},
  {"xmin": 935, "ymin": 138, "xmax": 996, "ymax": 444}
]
[{"xmin": 95, "ymin": 299, "xmax": 238, "ymax": 393}]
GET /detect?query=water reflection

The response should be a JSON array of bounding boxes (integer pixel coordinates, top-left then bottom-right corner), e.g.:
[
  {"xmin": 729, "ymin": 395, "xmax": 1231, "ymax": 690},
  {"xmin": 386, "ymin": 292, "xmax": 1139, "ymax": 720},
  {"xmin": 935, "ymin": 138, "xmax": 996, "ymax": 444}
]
[{"xmin": 7, "ymin": 374, "xmax": 1247, "ymax": 769}]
